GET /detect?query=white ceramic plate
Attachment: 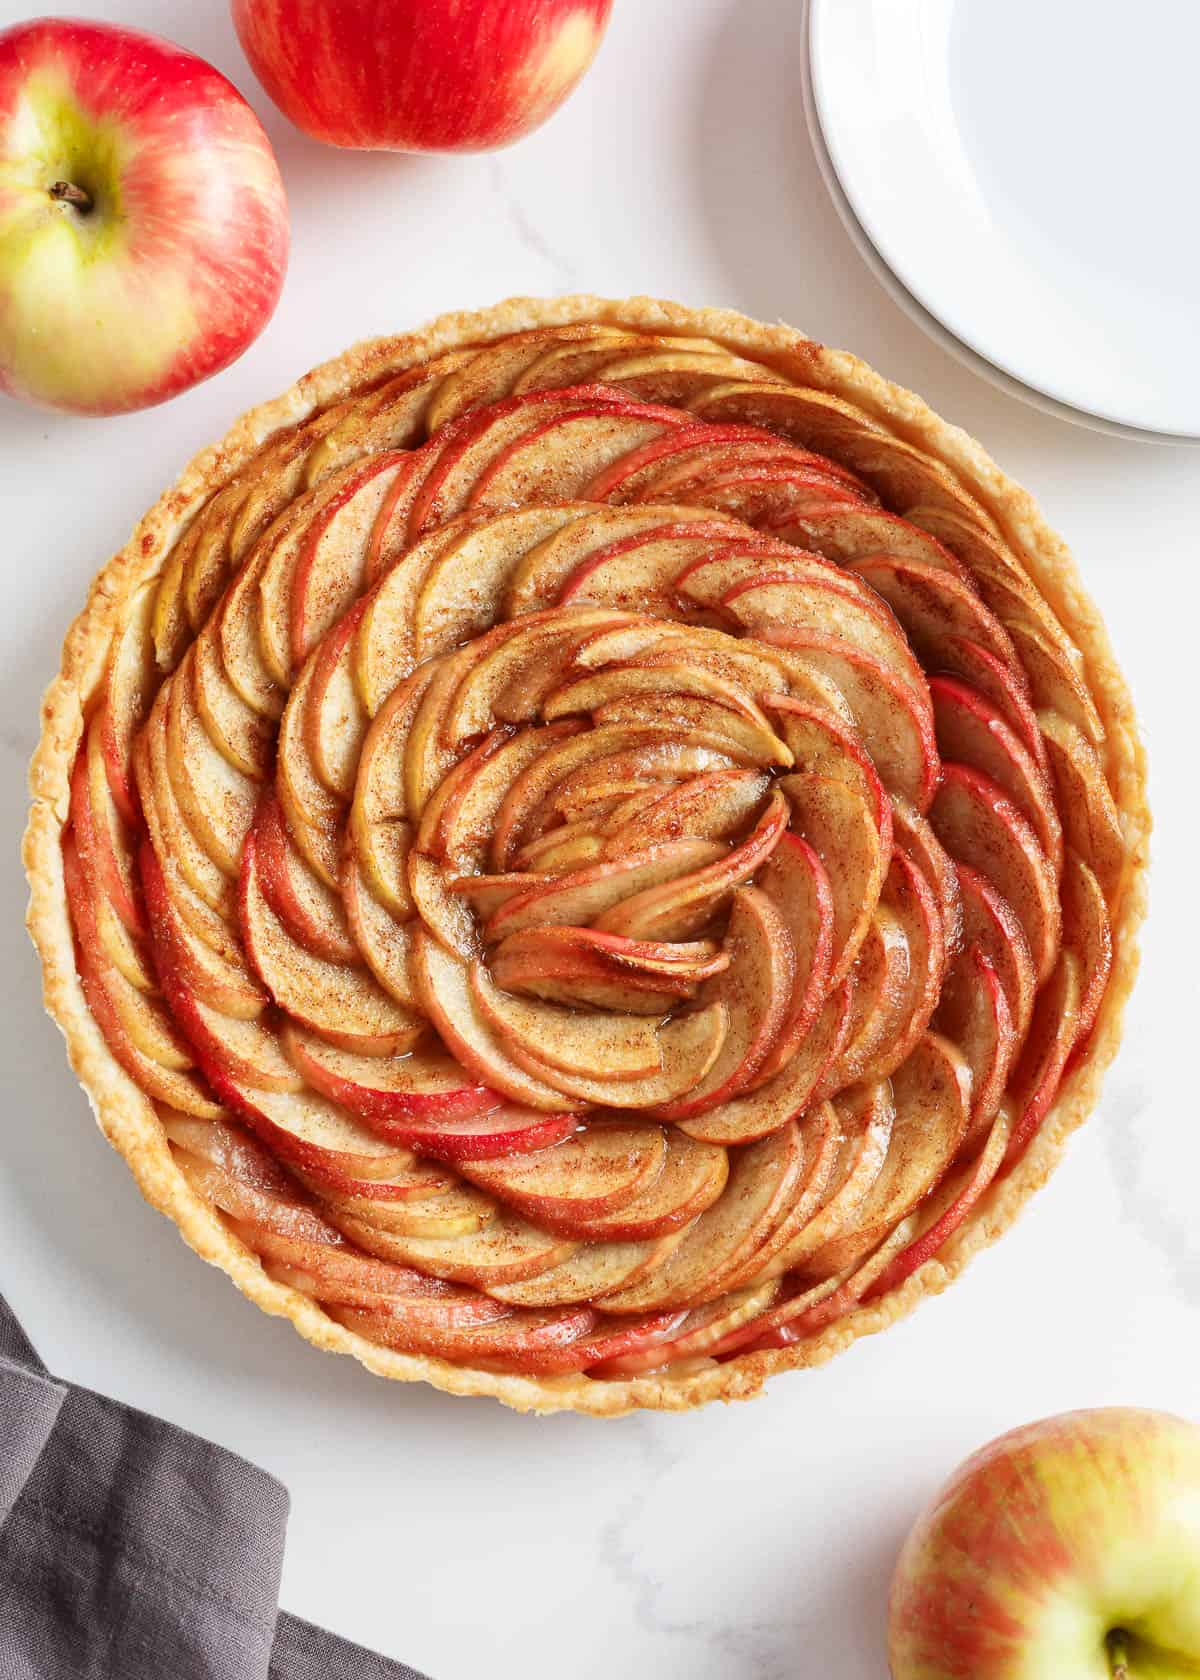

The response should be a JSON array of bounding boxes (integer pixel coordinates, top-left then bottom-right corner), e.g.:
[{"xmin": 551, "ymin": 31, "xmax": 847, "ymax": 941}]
[{"xmin": 808, "ymin": 0, "xmax": 1200, "ymax": 440}]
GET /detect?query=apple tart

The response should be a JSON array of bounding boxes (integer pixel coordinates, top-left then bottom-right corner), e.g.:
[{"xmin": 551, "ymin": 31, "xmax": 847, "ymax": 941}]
[{"xmin": 26, "ymin": 297, "xmax": 1147, "ymax": 1414}]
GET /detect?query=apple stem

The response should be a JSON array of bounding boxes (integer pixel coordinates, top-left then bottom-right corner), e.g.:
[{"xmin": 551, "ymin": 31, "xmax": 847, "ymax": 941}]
[
  {"xmin": 49, "ymin": 181, "xmax": 93, "ymax": 215},
  {"xmin": 1107, "ymin": 1630, "xmax": 1130, "ymax": 1678}
]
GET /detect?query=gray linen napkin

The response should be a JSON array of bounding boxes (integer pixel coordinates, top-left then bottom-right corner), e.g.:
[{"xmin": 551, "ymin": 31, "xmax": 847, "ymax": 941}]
[{"xmin": 0, "ymin": 1295, "xmax": 425, "ymax": 1680}]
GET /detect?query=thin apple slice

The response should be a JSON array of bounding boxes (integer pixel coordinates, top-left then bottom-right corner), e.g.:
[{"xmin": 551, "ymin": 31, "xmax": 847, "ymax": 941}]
[
  {"xmin": 351, "ymin": 519, "xmax": 468, "ymax": 713},
  {"xmin": 217, "ymin": 542, "xmax": 285, "ymax": 722},
  {"xmin": 380, "ymin": 1106, "xmax": 578, "ymax": 1163},
  {"xmin": 591, "ymin": 692, "xmax": 793, "ymax": 769},
  {"xmin": 337, "ymin": 1206, "xmax": 577, "ymax": 1288},
  {"xmin": 465, "ymin": 407, "xmax": 690, "ymax": 518},
  {"xmin": 555, "ymin": 520, "xmax": 753, "ymax": 614},
  {"xmin": 253, "ymin": 793, "xmax": 357, "ymax": 965},
  {"xmin": 410, "ymin": 387, "xmax": 680, "ymax": 537},
  {"xmin": 812, "ymin": 908, "xmax": 909, "ymax": 1101},
  {"xmin": 72, "ymin": 725, "xmax": 145, "ymax": 939},
  {"xmin": 204, "ymin": 1073, "xmax": 420, "ymax": 1188},
  {"xmin": 769, "ymin": 500, "xmax": 965, "ymax": 573},
  {"xmin": 516, "ymin": 827, "xmax": 606, "ymax": 873},
  {"xmin": 461, "ymin": 1121, "xmax": 667, "ymax": 1224},
  {"xmin": 544, "ymin": 661, "xmax": 770, "ymax": 731},
  {"xmin": 275, "ymin": 656, "xmax": 342, "ymax": 838},
  {"xmin": 561, "ymin": 1130, "xmax": 729, "ymax": 1241},
  {"xmin": 781, "ymin": 772, "xmax": 888, "ymax": 987},
  {"xmin": 723, "ymin": 573, "xmax": 924, "ymax": 696},
  {"xmin": 1004, "ymin": 949, "xmax": 1084, "ymax": 1164},
  {"xmin": 862, "ymin": 1103, "xmax": 1013, "ymax": 1302},
  {"xmin": 256, "ymin": 466, "xmax": 364, "ymax": 688},
  {"xmin": 584, "ymin": 421, "xmax": 806, "ymax": 500},
  {"xmin": 421, "ymin": 328, "xmax": 625, "ymax": 431},
  {"xmin": 630, "ymin": 460, "xmax": 863, "ymax": 528},
  {"xmin": 760, "ymin": 1082, "xmax": 895, "ymax": 1276},
  {"xmin": 140, "ymin": 839, "xmax": 266, "ymax": 1019},
  {"xmin": 571, "ymin": 618, "xmax": 795, "ymax": 698},
  {"xmin": 1038, "ymin": 710, "xmax": 1126, "ymax": 896},
  {"xmin": 599, "ymin": 1121, "xmax": 805, "ymax": 1312},
  {"xmin": 678, "ymin": 978, "xmax": 852, "ymax": 1145},
  {"xmin": 442, "ymin": 608, "xmax": 628, "ymax": 744},
  {"xmin": 518, "ymin": 333, "xmax": 728, "ymax": 395},
  {"xmin": 411, "ymin": 930, "xmax": 584, "ymax": 1111},
  {"xmin": 801, "ymin": 1032, "xmax": 972, "ymax": 1276},
  {"xmin": 139, "ymin": 700, "xmax": 234, "ymax": 915},
  {"xmin": 715, "ymin": 1100, "xmax": 844, "ymax": 1291},
  {"xmin": 956, "ymin": 862, "xmax": 1037, "ymax": 1039},
  {"xmin": 280, "ymin": 1024, "xmax": 496, "ymax": 1123},
  {"xmin": 435, "ymin": 724, "xmax": 581, "ymax": 870},
  {"xmin": 483, "ymin": 840, "xmax": 726, "ymax": 941},
  {"xmin": 941, "ymin": 634, "xmax": 1044, "ymax": 767},
  {"xmin": 241, "ymin": 832, "xmax": 424, "ymax": 1055},
  {"xmin": 340, "ymin": 862, "xmax": 420, "ymax": 1010},
  {"xmin": 488, "ymin": 722, "xmax": 670, "ymax": 866},
  {"xmin": 934, "ymin": 944, "xmax": 1015, "ymax": 1147},
  {"xmin": 594, "ymin": 790, "xmax": 789, "ymax": 941},
  {"xmin": 930, "ymin": 676, "xmax": 1062, "ymax": 870},
  {"xmin": 192, "ymin": 622, "xmax": 273, "ymax": 779},
  {"xmin": 674, "ymin": 541, "xmax": 842, "ymax": 610},
  {"xmin": 411, "ymin": 505, "xmax": 579, "ymax": 659},
  {"xmin": 487, "ymin": 1237, "xmax": 685, "ymax": 1309},
  {"xmin": 351, "ymin": 665, "xmax": 438, "ymax": 840},
  {"xmin": 848, "ymin": 554, "xmax": 1017, "ymax": 671},
  {"xmin": 469, "ymin": 966, "xmax": 662, "ymax": 1079},
  {"xmin": 847, "ymin": 849, "xmax": 945, "ymax": 1085},
  {"xmin": 588, "ymin": 347, "xmax": 786, "ymax": 406},
  {"xmin": 506, "ymin": 504, "xmax": 730, "ymax": 615},
  {"xmin": 289, "ymin": 452, "xmax": 410, "ymax": 668},
  {"xmin": 751, "ymin": 833, "xmax": 834, "ymax": 1082},
  {"xmin": 632, "ymin": 442, "xmax": 849, "ymax": 507},
  {"xmin": 75, "ymin": 933, "xmax": 221, "ymax": 1121},
  {"xmin": 604, "ymin": 770, "xmax": 770, "ymax": 854},
  {"xmin": 767, "ymin": 631, "xmax": 939, "ymax": 810},
  {"xmin": 931, "ymin": 763, "xmax": 1061, "ymax": 984},
  {"xmin": 593, "ymin": 1280, "xmax": 782, "ymax": 1376},
  {"xmin": 762, "ymin": 697, "xmax": 890, "ymax": 833},
  {"xmin": 1060, "ymin": 851, "xmax": 1113, "ymax": 1052},
  {"xmin": 98, "ymin": 580, "xmax": 157, "ymax": 825},
  {"xmin": 489, "ymin": 934, "xmax": 707, "ymax": 1015},
  {"xmin": 473, "ymin": 963, "xmax": 728, "ymax": 1107},
  {"xmin": 64, "ymin": 837, "xmax": 192, "ymax": 1072},
  {"xmin": 341, "ymin": 1301, "xmax": 596, "ymax": 1367},
  {"xmin": 319, "ymin": 1182, "xmax": 496, "ymax": 1239},
  {"xmin": 890, "ymin": 795, "xmax": 962, "ymax": 956},
  {"xmin": 1005, "ymin": 619, "xmax": 1104, "ymax": 748},
  {"xmin": 302, "ymin": 600, "xmax": 369, "ymax": 800}
]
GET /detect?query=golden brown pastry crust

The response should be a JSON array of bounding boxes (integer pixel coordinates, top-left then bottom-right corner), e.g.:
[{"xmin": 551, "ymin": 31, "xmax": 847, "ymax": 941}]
[{"xmin": 24, "ymin": 295, "xmax": 1149, "ymax": 1415}]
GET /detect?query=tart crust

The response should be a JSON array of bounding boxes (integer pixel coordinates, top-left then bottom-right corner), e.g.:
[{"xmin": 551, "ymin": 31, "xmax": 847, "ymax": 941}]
[{"xmin": 24, "ymin": 296, "xmax": 1149, "ymax": 1415}]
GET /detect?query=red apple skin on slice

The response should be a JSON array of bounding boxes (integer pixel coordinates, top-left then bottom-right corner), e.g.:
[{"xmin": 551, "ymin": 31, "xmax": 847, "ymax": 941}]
[
  {"xmin": 1004, "ymin": 949, "xmax": 1084, "ymax": 1166},
  {"xmin": 650, "ymin": 887, "xmax": 793, "ymax": 1123},
  {"xmin": 750, "ymin": 832, "xmax": 834, "ymax": 1083},
  {"xmin": 280, "ymin": 1024, "xmax": 499, "ymax": 1125},
  {"xmin": 931, "ymin": 762, "xmax": 1062, "ymax": 986}
]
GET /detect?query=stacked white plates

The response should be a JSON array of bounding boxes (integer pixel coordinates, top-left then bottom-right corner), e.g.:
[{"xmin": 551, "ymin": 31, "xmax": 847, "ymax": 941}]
[{"xmin": 804, "ymin": 0, "xmax": 1200, "ymax": 443}]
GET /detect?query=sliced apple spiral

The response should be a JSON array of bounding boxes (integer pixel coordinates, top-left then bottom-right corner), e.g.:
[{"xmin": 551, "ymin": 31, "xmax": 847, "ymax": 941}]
[{"xmin": 55, "ymin": 315, "xmax": 1136, "ymax": 1391}]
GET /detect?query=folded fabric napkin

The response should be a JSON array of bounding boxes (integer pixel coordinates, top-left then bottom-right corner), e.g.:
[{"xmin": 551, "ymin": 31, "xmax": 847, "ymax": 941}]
[{"xmin": 0, "ymin": 1294, "xmax": 427, "ymax": 1680}]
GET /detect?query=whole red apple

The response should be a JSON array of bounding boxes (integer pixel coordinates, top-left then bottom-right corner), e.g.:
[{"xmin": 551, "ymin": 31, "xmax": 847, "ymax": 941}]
[
  {"xmin": 231, "ymin": 0, "xmax": 614, "ymax": 152},
  {"xmin": 889, "ymin": 1408, "xmax": 1200, "ymax": 1679},
  {"xmin": 0, "ymin": 18, "xmax": 288, "ymax": 416}
]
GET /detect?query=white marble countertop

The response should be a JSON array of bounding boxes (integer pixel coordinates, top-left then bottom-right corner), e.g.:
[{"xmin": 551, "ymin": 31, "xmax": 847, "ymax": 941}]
[{"xmin": 1, "ymin": 3, "xmax": 1195, "ymax": 1675}]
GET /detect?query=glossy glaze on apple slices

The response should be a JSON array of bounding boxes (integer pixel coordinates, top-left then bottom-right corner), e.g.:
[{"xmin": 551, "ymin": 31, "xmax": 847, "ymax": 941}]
[{"xmin": 52, "ymin": 315, "xmax": 1137, "ymax": 1393}]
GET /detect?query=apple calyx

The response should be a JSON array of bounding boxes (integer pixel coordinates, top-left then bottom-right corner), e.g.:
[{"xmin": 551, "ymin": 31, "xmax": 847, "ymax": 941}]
[{"xmin": 49, "ymin": 180, "xmax": 94, "ymax": 215}]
